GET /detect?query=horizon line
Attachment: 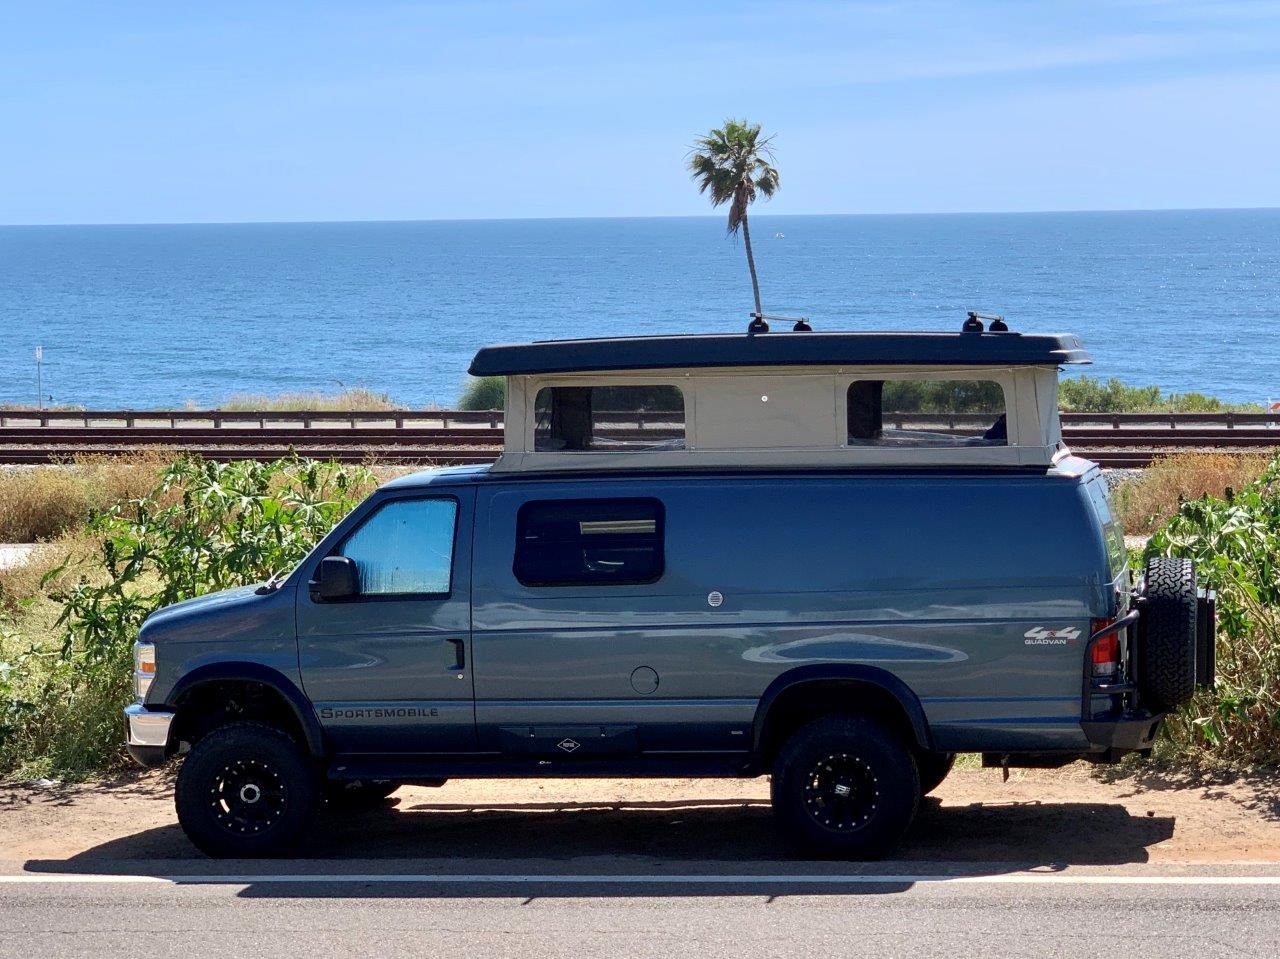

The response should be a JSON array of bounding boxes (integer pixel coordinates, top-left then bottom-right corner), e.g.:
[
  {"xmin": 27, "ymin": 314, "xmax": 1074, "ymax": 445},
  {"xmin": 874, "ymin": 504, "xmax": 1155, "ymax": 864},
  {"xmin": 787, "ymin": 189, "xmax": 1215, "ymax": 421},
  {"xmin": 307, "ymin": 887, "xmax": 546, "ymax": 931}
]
[{"xmin": 2, "ymin": 205, "xmax": 1278, "ymax": 229}]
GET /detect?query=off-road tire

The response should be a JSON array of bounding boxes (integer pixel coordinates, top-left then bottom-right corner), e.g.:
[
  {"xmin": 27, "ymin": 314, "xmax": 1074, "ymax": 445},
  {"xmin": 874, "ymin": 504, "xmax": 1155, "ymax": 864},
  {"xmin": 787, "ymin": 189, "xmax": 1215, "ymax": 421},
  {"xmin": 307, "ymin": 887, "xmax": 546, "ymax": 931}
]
[
  {"xmin": 175, "ymin": 721, "xmax": 320, "ymax": 858},
  {"xmin": 324, "ymin": 779, "xmax": 399, "ymax": 809},
  {"xmin": 915, "ymin": 751, "xmax": 956, "ymax": 796},
  {"xmin": 771, "ymin": 715, "xmax": 920, "ymax": 859},
  {"xmin": 1138, "ymin": 556, "xmax": 1198, "ymax": 711}
]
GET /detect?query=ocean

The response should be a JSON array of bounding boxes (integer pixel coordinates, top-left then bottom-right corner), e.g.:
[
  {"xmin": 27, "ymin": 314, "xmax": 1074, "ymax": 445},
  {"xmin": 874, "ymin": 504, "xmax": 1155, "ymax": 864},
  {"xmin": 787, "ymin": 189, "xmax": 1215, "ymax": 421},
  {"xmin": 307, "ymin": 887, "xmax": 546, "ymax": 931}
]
[{"xmin": 1, "ymin": 210, "xmax": 1277, "ymax": 409}]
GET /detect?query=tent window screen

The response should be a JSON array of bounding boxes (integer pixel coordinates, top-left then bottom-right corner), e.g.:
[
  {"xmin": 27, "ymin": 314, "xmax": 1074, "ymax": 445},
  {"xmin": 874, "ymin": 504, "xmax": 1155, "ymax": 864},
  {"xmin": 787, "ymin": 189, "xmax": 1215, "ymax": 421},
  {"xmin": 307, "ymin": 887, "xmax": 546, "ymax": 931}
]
[
  {"xmin": 514, "ymin": 498, "xmax": 664, "ymax": 586},
  {"xmin": 534, "ymin": 385, "xmax": 685, "ymax": 452},
  {"xmin": 847, "ymin": 379, "xmax": 1008, "ymax": 448}
]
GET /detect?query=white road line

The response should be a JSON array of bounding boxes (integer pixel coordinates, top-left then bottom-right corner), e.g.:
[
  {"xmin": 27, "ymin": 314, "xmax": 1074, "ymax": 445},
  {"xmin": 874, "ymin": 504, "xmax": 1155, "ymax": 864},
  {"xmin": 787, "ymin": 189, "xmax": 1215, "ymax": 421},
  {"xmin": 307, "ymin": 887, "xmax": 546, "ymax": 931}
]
[{"xmin": 2, "ymin": 873, "xmax": 1280, "ymax": 886}]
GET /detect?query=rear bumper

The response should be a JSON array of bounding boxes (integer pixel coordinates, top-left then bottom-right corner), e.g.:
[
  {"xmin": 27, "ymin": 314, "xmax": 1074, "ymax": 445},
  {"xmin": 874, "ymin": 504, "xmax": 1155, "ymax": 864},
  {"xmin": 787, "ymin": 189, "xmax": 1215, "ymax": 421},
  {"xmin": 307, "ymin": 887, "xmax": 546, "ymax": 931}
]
[
  {"xmin": 124, "ymin": 703, "xmax": 174, "ymax": 768},
  {"xmin": 1081, "ymin": 712, "xmax": 1164, "ymax": 757}
]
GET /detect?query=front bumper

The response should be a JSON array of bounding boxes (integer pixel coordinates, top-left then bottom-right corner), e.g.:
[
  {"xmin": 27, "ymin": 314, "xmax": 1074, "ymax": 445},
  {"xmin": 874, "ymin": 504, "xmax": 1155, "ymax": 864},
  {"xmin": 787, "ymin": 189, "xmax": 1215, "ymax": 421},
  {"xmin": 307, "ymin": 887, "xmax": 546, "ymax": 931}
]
[{"xmin": 124, "ymin": 703, "xmax": 175, "ymax": 767}]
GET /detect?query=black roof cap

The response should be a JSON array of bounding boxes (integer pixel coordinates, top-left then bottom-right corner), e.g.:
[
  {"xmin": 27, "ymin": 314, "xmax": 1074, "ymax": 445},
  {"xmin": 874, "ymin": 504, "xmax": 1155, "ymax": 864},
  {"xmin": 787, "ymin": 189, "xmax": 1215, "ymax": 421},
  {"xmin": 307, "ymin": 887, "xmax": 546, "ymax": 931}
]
[{"xmin": 468, "ymin": 331, "xmax": 1092, "ymax": 376}]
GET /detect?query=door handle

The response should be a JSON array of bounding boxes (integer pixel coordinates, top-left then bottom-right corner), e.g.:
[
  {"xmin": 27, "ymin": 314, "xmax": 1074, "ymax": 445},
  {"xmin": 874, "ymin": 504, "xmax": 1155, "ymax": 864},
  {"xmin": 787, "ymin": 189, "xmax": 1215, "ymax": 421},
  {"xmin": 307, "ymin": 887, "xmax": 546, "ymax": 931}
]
[{"xmin": 446, "ymin": 638, "xmax": 466, "ymax": 672}]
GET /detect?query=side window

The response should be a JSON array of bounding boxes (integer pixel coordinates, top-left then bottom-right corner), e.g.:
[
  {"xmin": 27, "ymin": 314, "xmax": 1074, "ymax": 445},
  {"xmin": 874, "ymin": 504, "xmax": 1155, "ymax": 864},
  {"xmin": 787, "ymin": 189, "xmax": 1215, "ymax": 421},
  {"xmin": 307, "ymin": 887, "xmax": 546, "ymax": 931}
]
[
  {"xmin": 338, "ymin": 498, "xmax": 458, "ymax": 596},
  {"xmin": 514, "ymin": 498, "xmax": 664, "ymax": 586},
  {"xmin": 847, "ymin": 379, "xmax": 1008, "ymax": 448},
  {"xmin": 534, "ymin": 385, "xmax": 685, "ymax": 452}
]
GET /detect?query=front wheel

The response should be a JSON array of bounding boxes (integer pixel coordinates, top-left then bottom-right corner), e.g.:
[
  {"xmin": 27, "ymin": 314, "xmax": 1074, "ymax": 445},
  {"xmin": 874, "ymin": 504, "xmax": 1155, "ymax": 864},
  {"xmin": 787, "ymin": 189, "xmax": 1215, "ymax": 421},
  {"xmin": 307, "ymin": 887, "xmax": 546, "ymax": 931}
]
[
  {"xmin": 770, "ymin": 715, "xmax": 920, "ymax": 859},
  {"xmin": 175, "ymin": 721, "xmax": 320, "ymax": 858}
]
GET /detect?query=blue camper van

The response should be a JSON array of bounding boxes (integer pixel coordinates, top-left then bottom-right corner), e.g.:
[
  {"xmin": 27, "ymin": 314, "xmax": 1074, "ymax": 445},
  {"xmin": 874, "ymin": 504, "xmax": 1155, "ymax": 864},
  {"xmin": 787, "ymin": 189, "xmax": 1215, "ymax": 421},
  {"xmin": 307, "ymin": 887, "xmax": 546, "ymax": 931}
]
[{"xmin": 124, "ymin": 324, "xmax": 1214, "ymax": 858}]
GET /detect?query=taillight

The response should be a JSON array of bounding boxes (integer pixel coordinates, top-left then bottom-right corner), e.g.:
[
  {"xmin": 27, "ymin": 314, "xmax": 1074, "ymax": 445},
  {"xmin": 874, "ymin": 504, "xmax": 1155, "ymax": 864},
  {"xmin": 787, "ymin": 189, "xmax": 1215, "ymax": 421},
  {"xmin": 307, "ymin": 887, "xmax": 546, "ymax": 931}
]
[{"xmin": 1090, "ymin": 618, "xmax": 1120, "ymax": 680}]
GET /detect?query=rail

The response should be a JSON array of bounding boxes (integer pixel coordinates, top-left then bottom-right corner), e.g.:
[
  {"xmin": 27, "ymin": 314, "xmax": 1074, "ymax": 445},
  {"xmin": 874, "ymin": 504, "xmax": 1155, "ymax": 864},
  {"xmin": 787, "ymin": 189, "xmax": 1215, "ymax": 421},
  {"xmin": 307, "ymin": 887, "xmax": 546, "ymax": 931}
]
[
  {"xmin": 0, "ymin": 409, "xmax": 505, "ymax": 429},
  {"xmin": 2, "ymin": 409, "xmax": 1279, "ymax": 468},
  {"xmin": 4, "ymin": 409, "xmax": 1280, "ymax": 430}
]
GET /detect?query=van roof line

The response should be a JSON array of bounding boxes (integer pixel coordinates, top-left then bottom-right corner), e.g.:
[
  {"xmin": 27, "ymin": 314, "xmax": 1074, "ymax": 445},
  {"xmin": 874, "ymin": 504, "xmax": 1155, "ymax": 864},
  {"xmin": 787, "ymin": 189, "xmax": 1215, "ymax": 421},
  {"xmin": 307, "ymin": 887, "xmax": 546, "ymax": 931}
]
[{"xmin": 468, "ymin": 331, "xmax": 1092, "ymax": 377}]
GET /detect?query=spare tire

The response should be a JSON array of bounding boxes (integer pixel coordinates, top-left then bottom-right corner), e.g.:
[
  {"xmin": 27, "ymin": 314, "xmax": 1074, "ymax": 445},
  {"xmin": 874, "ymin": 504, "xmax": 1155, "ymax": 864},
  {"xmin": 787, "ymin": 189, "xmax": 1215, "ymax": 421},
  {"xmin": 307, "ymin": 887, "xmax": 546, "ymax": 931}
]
[{"xmin": 1137, "ymin": 557, "xmax": 1198, "ymax": 711}]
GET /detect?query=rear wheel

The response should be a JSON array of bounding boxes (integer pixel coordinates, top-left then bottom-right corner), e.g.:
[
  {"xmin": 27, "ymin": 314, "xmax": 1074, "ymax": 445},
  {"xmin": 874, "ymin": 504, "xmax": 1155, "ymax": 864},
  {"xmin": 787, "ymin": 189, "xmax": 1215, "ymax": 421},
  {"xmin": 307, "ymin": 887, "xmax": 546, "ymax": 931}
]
[
  {"xmin": 1138, "ymin": 557, "xmax": 1198, "ymax": 711},
  {"xmin": 175, "ymin": 721, "xmax": 320, "ymax": 858},
  {"xmin": 915, "ymin": 751, "xmax": 956, "ymax": 796},
  {"xmin": 770, "ymin": 715, "xmax": 920, "ymax": 859}
]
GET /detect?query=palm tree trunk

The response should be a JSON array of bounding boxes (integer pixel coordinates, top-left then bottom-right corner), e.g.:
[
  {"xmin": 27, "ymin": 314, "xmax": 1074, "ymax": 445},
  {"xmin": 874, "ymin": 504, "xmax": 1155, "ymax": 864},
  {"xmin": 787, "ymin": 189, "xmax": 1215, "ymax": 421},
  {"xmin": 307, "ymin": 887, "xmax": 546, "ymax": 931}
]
[{"xmin": 741, "ymin": 214, "xmax": 763, "ymax": 317}]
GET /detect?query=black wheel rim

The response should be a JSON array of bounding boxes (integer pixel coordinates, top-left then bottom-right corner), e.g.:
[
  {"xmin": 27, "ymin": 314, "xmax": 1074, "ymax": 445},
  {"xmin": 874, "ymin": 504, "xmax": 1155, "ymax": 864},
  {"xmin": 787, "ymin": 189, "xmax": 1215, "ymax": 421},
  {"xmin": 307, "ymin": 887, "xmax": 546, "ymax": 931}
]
[
  {"xmin": 802, "ymin": 751, "xmax": 879, "ymax": 831},
  {"xmin": 209, "ymin": 758, "xmax": 287, "ymax": 835}
]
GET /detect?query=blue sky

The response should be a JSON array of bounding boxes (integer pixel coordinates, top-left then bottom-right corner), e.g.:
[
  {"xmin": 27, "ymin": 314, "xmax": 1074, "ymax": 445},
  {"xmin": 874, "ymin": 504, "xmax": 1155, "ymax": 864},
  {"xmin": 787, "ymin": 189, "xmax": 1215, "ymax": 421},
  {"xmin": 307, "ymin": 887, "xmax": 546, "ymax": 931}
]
[{"xmin": 2, "ymin": 0, "xmax": 1278, "ymax": 223}]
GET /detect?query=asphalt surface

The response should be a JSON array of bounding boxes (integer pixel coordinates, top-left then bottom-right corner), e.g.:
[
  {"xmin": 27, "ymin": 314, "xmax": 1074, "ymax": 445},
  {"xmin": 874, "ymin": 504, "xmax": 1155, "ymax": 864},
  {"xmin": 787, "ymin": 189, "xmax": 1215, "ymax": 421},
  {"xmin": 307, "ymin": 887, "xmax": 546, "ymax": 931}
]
[
  {"xmin": 6, "ymin": 770, "xmax": 1278, "ymax": 958},
  {"xmin": 3, "ymin": 860, "xmax": 1279, "ymax": 959}
]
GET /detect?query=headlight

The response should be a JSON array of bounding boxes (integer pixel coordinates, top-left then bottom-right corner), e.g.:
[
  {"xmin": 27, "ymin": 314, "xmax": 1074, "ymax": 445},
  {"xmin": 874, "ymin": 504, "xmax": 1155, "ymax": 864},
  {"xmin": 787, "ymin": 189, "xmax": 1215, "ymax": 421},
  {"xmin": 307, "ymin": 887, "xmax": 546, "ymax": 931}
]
[{"xmin": 133, "ymin": 642, "xmax": 156, "ymax": 700}]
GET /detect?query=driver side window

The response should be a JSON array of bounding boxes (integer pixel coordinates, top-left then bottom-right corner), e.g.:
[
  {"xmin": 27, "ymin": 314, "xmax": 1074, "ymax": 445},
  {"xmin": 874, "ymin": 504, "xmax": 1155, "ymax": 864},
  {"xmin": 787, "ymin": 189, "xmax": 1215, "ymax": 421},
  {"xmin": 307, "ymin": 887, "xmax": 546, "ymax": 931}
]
[{"xmin": 339, "ymin": 497, "xmax": 458, "ymax": 596}]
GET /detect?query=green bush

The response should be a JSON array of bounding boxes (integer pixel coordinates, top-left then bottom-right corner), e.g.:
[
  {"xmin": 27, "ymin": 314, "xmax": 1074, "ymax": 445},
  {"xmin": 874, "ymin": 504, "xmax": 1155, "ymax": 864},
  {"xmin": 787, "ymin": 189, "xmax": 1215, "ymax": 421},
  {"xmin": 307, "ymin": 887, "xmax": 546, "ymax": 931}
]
[
  {"xmin": 0, "ymin": 455, "xmax": 375, "ymax": 778},
  {"xmin": 458, "ymin": 376, "xmax": 505, "ymax": 411},
  {"xmin": 7, "ymin": 446, "xmax": 1280, "ymax": 777},
  {"xmin": 881, "ymin": 379, "xmax": 1004, "ymax": 414},
  {"xmin": 845, "ymin": 376, "xmax": 1251, "ymax": 415},
  {"xmin": 1146, "ymin": 457, "xmax": 1280, "ymax": 766},
  {"xmin": 47, "ymin": 456, "xmax": 373, "ymax": 659},
  {"xmin": 1059, "ymin": 376, "xmax": 1259, "ymax": 413}
]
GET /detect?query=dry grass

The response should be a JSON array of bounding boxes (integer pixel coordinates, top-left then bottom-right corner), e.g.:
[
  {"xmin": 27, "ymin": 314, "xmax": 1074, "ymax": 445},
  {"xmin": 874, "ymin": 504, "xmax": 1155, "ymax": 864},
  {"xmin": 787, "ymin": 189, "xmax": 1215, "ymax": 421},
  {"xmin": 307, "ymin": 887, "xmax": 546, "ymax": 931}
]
[
  {"xmin": 0, "ymin": 452, "xmax": 173, "ymax": 543},
  {"xmin": 1111, "ymin": 451, "xmax": 1274, "ymax": 535},
  {"xmin": 0, "ymin": 403, "xmax": 85, "ymax": 412},
  {"xmin": 3, "ymin": 448, "xmax": 1266, "ymax": 547},
  {"xmin": 0, "ymin": 531, "xmax": 100, "ymax": 608},
  {"xmin": 0, "ymin": 454, "xmax": 414, "ymax": 547},
  {"xmin": 211, "ymin": 388, "xmax": 404, "ymax": 412}
]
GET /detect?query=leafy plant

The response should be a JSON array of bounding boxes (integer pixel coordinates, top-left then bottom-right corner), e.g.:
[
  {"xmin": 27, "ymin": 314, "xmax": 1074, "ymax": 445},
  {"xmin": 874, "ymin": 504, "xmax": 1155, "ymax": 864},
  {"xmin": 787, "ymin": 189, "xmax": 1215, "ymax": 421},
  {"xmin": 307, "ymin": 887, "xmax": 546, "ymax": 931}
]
[
  {"xmin": 1146, "ymin": 457, "xmax": 1280, "ymax": 765},
  {"xmin": 0, "ymin": 455, "xmax": 375, "ymax": 777},
  {"xmin": 0, "ymin": 631, "xmax": 38, "ymax": 752},
  {"xmin": 48, "ymin": 455, "xmax": 374, "ymax": 662}
]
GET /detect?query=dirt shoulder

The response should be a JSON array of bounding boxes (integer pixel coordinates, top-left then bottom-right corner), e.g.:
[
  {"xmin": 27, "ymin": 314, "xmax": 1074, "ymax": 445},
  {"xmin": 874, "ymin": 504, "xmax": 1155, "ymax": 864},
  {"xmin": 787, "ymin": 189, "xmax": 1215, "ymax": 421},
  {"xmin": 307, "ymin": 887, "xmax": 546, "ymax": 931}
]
[{"xmin": 2, "ymin": 763, "xmax": 1278, "ymax": 867}]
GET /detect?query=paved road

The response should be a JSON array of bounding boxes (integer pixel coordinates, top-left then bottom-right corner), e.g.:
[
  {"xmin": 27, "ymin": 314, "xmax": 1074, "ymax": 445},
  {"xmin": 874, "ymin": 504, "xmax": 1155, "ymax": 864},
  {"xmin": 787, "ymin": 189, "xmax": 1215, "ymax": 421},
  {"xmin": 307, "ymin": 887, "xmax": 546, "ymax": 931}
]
[{"xmin": 3, "ymin": 861, "xmax": 1279, "ymax": 959}]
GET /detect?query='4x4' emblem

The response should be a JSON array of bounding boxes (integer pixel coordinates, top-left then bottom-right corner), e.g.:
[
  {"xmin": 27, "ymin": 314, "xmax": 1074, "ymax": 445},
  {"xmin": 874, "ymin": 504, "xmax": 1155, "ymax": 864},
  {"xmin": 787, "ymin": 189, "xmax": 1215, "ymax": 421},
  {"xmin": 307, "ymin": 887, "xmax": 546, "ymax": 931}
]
[
  {"xmin": 557, "ymin": 738, "xmax": 581, "ymax": 753},
  {"xmin": 1023, "ymin": 626, "xmax": 1082, "ymax": 645}
]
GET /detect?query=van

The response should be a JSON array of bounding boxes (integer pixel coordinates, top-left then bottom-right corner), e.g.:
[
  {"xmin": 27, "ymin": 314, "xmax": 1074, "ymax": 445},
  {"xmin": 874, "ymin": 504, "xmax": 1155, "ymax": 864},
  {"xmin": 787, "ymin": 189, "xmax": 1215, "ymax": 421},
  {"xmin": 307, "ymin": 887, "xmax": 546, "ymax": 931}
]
[{"xmin": 124, "ymin": 324, "xmax": 1214, "ymax": 858}]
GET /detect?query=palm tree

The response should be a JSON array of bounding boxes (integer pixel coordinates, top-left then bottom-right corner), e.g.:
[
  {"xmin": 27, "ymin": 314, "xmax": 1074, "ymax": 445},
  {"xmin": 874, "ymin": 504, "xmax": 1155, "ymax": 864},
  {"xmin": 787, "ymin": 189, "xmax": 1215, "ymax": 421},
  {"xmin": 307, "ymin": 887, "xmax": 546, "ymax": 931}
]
[{"xmin": 688, "ymin": 119, "xmax": 780, "ymax": 321}]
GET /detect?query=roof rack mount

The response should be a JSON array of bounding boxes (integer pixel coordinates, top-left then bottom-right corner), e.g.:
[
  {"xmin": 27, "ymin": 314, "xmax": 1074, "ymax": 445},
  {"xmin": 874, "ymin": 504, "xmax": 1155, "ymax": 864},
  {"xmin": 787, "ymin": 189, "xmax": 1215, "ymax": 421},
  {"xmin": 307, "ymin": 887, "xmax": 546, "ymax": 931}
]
[{"xmin": 748, "ymin": 313, "xmax": 812, "ymax": 334}]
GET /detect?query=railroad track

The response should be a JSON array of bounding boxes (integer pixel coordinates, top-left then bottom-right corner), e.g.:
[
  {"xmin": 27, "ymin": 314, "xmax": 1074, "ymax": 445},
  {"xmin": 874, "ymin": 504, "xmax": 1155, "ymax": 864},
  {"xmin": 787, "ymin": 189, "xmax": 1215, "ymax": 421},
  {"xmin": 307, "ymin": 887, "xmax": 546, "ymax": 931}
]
[
  {"xmin": 3, "ymin": 419, "xmax": 1279, "ymax": 468},
  {"xmin": 0, "ymin": 448, "xmax": 1247, "ymax": 468}
]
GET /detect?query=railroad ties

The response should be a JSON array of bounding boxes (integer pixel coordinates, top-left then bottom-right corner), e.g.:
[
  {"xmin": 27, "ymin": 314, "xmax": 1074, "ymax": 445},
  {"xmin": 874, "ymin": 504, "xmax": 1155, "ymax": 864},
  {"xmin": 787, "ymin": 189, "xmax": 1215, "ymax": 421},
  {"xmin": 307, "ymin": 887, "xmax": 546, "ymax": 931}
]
[{"xmin": 1, "ymin": 410, "xmax": 1278, "ymax": 467}]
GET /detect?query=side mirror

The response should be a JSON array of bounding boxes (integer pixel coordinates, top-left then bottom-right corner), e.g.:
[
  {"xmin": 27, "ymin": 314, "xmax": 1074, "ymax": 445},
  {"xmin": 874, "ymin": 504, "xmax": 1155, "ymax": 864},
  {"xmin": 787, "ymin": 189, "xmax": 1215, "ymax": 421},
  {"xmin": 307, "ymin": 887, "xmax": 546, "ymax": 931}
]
[{"xmin": 310, "ymin": 556, "xmax": 360, "ymax": 601}]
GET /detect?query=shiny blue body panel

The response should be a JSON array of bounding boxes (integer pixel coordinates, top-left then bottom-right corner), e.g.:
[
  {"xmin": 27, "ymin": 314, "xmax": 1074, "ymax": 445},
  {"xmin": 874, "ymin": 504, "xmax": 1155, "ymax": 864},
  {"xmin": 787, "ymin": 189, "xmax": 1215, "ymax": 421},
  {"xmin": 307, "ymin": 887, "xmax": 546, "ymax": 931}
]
[{"xmin": 141, "ymin": 460, "xmax": 1126, "ymax": 767}]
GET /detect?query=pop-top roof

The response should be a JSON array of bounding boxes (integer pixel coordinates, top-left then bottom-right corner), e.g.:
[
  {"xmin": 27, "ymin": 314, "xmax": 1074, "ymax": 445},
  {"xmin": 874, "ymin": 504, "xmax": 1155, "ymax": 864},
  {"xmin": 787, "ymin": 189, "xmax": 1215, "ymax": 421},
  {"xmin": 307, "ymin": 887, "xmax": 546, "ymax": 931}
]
[{"xmin": 468, "ymin": 330, "xmax": 1092, "ymax": 377}]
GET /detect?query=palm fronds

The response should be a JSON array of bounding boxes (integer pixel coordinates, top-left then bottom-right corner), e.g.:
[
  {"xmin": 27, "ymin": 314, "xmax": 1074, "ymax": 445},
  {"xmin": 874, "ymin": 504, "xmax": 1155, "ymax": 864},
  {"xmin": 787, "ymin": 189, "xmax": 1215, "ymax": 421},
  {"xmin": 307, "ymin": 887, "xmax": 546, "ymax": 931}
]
[{"xmin": 688, "ymin": 119, "xmax": 780, "ymax": 236}]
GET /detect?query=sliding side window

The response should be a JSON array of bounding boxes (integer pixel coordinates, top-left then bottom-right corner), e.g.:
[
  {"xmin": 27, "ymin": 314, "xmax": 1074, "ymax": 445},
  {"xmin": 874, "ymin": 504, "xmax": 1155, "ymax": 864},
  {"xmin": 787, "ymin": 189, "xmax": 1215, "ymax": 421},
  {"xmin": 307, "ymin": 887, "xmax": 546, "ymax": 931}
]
[{"xmin": 514, "ymin": 498, "xmax": 664, "ymax": 586}]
